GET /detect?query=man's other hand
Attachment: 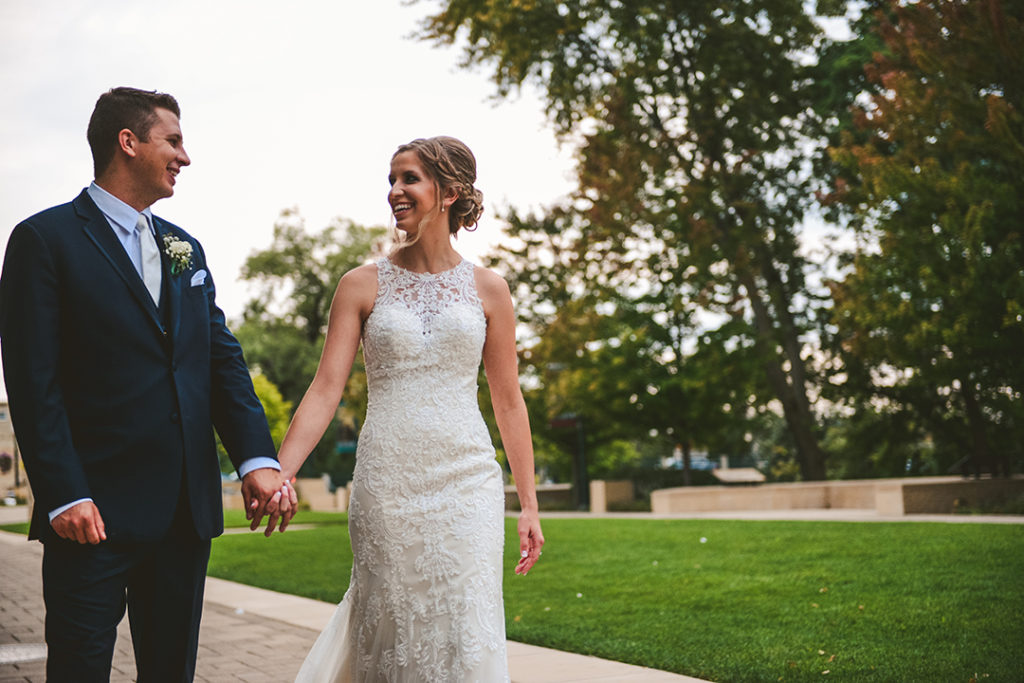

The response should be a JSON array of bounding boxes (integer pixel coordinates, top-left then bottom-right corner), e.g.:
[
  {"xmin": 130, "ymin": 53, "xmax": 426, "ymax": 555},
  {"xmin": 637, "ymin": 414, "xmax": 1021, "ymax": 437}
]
[{"xmin": 51, "ymin": 501, "xmax": 107, "ymax": 544}]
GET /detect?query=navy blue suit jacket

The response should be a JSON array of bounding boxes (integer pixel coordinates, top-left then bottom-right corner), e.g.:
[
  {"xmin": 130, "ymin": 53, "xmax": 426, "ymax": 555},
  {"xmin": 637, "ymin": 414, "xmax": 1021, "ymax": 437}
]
[{"xmin": 0, "ymin": 189, "xmax": 276, "ymax": 542}]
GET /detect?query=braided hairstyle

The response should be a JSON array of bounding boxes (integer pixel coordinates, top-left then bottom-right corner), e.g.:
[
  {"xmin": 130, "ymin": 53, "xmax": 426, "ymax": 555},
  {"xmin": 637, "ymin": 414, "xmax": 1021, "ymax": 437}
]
[{"xmin": 392, "ymin": 136, "xmax": 484, "ymax": 235}]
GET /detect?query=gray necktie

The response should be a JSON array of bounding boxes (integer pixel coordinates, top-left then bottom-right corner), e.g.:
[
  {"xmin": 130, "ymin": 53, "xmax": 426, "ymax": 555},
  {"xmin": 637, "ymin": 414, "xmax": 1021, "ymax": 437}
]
[{"xmin": 138, "ymin": 214, "xmax": 162, "ymax": 305}]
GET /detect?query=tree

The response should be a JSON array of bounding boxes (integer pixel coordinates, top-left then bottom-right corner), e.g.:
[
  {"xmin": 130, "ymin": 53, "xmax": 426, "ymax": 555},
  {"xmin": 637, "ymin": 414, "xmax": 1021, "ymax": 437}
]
[
  {"xmin": 418, "ymin": 0, "xmax": 844, "ymax": 478},
  {"xmin": 233, "ymin": 321, "xmax": 321, "ymax": 416},
  {"xmin": 239, "ymin": 209, "xmax": 385, "ymax": 342},
  {"xmin": 826, "ymin": 0, "xmax": 1024, "ymax": 475},
  {"xmin": 252, "ymin": 373, "xmax": 293, "ymax": 449},
  {"xmin": 234, "ymin": 209, "xmax": 386, "ymax": 479}
]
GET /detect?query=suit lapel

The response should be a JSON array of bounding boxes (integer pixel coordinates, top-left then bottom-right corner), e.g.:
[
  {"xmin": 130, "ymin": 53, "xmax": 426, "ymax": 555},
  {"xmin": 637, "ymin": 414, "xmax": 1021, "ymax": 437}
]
[
  {"xmin": 74, "ymin": 191, "xmax": 165, "ymax": 334},
  {"xmin": 153, "ymin": 217, "xmax": 183, "ymax": 341}
]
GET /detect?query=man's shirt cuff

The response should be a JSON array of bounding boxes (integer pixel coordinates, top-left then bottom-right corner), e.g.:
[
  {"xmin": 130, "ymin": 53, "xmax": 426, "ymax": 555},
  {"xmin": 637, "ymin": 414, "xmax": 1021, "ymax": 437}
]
[
  {"xmin": 237, "ymin": 457, "xmax": 281, "ymax": 478},
  {"xmin": 49, "ymin": 498, "xmax": 93, "ymax": 522}
]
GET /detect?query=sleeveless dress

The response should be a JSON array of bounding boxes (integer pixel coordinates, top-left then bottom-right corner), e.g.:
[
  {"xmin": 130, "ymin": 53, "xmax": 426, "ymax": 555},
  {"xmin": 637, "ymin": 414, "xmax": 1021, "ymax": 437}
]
[{"xmin": 295, "ymin": 257, "xmax": 509, "ymax": 683}]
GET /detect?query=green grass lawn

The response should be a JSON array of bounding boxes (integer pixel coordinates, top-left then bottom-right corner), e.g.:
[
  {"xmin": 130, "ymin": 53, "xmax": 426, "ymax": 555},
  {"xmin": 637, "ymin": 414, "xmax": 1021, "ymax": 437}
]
[
  {"xmin": 222, "ymin": 508, "xmax": 349, "ymax": 529},
  {"xmin": 207, "ymin": 515, "xmax": 1024, "ymax": 682}
]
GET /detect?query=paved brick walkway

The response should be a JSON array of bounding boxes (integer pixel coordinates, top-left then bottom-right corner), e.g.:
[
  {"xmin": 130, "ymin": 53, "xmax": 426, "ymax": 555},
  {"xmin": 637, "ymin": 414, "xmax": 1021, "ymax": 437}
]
[{"xmin": 0, "ymin": 531, "xmax": 318, "ymax": 682}]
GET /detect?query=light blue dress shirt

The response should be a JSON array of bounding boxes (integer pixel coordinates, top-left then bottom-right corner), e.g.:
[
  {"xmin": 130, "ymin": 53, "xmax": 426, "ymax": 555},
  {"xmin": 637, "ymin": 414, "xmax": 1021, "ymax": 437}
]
[{"xmin": 49, "ymin": 184, "xmax": 279, "ymax": 521}]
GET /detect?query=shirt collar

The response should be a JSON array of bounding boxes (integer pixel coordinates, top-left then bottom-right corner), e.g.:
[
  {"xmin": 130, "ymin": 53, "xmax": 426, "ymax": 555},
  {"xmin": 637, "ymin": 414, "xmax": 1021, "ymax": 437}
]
[{"xmin": 87, "ymin": 182, "xmax": 154, "ymax": 236}]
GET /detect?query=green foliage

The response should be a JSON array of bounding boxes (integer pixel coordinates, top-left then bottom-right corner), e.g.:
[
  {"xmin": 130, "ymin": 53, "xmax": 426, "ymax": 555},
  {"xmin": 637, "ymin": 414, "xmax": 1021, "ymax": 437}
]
[
  {"xmin": 235, "ymin": 320, "xmax": 321, "ymax": 417},
  {"xmin": 587, "ymin": 439, "xmax": 644, "ymax": 479},
  {"xmin": 531, "ymin": 431, "xmax": 574, "ymax": 483},
  {"xmin": 209, "ymin": 516, "xmax": 1024, "ymax": 681},
  {"xmin": 216, "ymin": 372, "xmax": 292, "ymax": 474},
  {"xmin": 821, "ymin": 409, "xmax": 947, "ymax": 480},
  {"xmin": 826, "ymin": 0, "xmax": 1024, "ymax": 475},
  {"xmin": 251, "ymin": 373, "xmax": 292, "ymax": 448}
]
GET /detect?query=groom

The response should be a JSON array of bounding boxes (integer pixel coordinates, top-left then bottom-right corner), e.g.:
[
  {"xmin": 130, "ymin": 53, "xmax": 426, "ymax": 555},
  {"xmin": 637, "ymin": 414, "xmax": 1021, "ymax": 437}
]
[{"xmin": 0, "ymin": 87, "xmax": 294, "ymax": 682}]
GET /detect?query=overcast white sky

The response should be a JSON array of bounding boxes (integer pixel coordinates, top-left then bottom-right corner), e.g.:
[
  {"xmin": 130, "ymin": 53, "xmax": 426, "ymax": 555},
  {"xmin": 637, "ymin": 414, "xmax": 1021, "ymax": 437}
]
[{"xmin": 0, "ymin": 1, "xmax": 578, "ymax": 400}]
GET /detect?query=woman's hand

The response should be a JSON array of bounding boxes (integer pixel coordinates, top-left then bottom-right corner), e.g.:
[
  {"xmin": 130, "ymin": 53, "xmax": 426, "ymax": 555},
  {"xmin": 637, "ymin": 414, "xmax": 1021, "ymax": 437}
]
[{"xmin": 515, "ymin": 509, "xmax": 544, "ymax": 575}]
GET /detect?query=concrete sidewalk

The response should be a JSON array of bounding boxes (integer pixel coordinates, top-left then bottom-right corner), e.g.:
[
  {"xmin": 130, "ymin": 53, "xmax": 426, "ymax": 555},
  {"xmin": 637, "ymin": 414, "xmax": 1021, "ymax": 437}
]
[{"xmin": 0, "ymin": 506, "xmax": 702, "ymax": 682}]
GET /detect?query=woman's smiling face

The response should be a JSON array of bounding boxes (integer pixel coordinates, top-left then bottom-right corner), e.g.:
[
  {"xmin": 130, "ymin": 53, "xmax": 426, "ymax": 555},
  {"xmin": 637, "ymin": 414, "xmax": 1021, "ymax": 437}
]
[{"xmin": 388, "ymin": 151, "xmax": 440, "ymax": 234}]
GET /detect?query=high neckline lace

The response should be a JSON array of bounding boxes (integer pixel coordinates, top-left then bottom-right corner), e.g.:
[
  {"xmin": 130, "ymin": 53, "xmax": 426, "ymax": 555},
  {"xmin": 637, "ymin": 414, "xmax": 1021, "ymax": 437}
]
[{"xmin": 385, "ymin": 256, "xmax": 466, "ymax": 277}]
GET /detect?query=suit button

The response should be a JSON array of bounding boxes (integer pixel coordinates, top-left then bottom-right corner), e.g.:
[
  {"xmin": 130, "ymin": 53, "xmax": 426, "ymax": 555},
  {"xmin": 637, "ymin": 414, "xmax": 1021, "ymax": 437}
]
[{"xmin": 170, "ymin": 412, "xmax": 180, "ymax": 423}]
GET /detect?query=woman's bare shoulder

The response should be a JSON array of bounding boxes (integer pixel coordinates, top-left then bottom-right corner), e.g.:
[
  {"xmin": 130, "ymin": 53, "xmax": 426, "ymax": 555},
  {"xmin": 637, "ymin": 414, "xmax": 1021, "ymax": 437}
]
[
  {"xmin": 340, "ymin": 262, "xmax": 379, "ymax": 286},
  {"xmin": 472, "ymin": 264, "xmax": 511, "ymax": 299},
  {"xmin": 335, "ymin": 262, "xmax": 379, "ymax": 309}
]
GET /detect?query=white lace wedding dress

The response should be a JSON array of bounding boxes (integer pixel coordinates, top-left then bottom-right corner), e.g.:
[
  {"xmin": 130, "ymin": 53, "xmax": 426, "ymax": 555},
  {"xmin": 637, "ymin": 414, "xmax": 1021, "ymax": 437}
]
[{"xmin": 295, "ymin": 257, "xmax": 509, "ymax": 683}]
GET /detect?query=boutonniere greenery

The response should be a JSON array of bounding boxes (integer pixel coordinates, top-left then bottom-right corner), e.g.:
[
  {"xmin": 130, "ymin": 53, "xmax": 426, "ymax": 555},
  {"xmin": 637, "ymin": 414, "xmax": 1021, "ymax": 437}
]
[{"xmin": 163, "ymin": 234, "xmax": 194, "ymax": 275}]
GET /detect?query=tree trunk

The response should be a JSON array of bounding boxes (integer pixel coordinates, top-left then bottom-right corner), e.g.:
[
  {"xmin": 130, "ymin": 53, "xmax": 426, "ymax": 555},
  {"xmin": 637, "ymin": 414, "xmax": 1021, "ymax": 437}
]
[
  {"xmin": 738, "ymin": 267, "xmax": 827, "ymax": 480},
  {"xmin": 961, "ymin": 383, "xmax": 997, "ymax": 477},
  {"xmin": 681, "ymin": 439, "xmax": 692, "ymax": 487},
  {"xmin": 702, "ymin": 128, "xmax": 826, "ymax": 480}
]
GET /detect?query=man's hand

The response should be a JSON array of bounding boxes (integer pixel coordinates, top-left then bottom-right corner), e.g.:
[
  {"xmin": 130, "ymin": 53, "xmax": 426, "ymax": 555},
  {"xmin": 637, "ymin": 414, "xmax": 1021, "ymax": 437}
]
[
  {"xmin": 241, "ymin": 468, "xmax": 297, "ymax": 536},
  {"xmin": 51, "ymin": 501, "xmax": 107, "ymax": 544}
]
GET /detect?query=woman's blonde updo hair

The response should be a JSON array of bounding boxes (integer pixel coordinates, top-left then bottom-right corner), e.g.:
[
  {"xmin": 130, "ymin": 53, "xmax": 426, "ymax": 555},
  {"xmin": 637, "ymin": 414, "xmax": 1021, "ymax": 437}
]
[{"xmin": 393, "ymin": 136, "xmax": 484, "ymax": 235}]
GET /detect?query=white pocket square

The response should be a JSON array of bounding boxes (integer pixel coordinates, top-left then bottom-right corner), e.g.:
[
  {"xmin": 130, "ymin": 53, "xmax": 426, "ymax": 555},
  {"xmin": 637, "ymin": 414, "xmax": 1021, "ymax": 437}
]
[{"xmin": 190, "ymin": 269, "xmax": 207, "ymax": 287}]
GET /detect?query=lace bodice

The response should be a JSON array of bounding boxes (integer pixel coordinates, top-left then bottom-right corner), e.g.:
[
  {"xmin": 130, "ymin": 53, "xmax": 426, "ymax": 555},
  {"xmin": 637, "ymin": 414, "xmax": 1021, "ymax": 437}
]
[
  {"xmin": 363, "ymin": 257, "xmax": 486, "ymax": 389},
  {"xmin": 368, "ymin": 257, "xmax": 484, "ymax": 343}
]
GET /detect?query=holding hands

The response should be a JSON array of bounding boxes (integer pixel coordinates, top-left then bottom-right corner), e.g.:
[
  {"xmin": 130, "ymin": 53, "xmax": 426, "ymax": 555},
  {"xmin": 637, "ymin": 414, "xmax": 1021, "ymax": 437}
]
[
  {"xmin": 52, "ymin": 469, "xmax": 298, "ymax": 545},
  {"xmin": 241, "ymin": 468, "xmax": 298, "ymax": 536}
]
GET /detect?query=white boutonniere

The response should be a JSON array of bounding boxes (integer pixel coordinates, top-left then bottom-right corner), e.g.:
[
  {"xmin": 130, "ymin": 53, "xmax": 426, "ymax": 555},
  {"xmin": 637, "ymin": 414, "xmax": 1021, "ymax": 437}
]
[{"xmin": 163, "ymin": 234, "xmax": 193, "ymax": 275}]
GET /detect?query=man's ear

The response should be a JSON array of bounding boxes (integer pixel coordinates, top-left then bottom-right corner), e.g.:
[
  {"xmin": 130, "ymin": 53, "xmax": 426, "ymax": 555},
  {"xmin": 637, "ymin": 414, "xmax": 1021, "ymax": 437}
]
[{"xmin": 117, "ymin": 128, "xmax": 138, "ymax": 158}]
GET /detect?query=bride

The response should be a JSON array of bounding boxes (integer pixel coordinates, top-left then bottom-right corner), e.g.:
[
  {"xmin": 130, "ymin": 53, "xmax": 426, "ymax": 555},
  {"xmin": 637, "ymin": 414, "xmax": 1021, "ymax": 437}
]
[{"xmin": 276, "ymin": 136, "xmax": 544, "ymax": 682}]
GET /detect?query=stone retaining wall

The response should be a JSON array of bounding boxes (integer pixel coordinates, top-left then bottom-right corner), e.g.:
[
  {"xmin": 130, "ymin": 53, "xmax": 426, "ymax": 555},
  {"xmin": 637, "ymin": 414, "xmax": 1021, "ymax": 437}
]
[
  {"xmin": 651, "ymin": 475, "xmax": 1024, "ymax": 515},
  {"xmin": 590, "ymin": 480, "xmax": 636, "ymax": 513},
  {"xmin": 505, "ymin": 483, "xmax": 573, "ymax": 511}
]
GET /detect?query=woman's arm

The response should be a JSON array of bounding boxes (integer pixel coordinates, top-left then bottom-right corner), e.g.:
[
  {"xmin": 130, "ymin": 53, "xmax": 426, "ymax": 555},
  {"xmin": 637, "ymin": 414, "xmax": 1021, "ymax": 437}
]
[
  {"xmin": 276, "ymin": 264, "xmax": 376, "ymax": 482},
  {"xmin": 477, "ymin": 267, "xmax": 545, "ymax": 575}
]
